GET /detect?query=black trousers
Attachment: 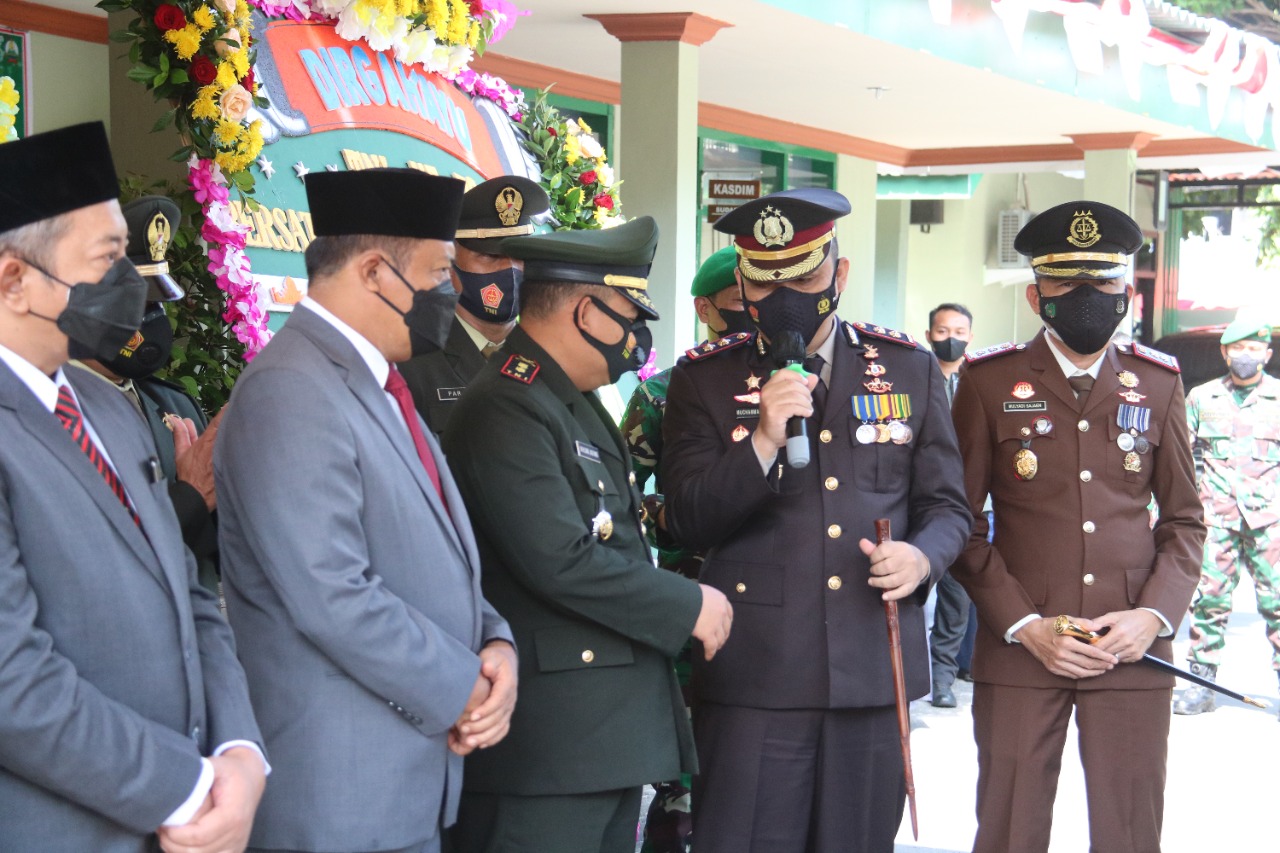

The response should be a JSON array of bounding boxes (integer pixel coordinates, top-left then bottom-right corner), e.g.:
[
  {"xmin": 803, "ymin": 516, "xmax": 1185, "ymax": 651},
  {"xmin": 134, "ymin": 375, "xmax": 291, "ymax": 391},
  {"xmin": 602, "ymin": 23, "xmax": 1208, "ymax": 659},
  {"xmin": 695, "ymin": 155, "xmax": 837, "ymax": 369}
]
[
  {"xmin": 449, "ymin": 787, "xmax": 642, "ymax": 853},
  {"xmin": 929, "ymin": 570, "xmax": 972, "ymax": 688},
  {"xmin": 691, "ymin": 703, "xmax": 904, "ymax": 853}
]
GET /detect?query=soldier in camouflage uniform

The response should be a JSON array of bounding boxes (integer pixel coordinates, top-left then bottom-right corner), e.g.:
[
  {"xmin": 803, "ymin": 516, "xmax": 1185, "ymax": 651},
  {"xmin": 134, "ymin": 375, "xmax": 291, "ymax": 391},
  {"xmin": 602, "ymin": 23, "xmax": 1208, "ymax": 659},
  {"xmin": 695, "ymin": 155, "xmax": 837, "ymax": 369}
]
[
  {"xmin": 1176, "ymin": 316, "xmax": 1280, "ymax": 717},
  {"xmin": 619, "ymin": 246, "xmax": 749, "ymax": 853}
]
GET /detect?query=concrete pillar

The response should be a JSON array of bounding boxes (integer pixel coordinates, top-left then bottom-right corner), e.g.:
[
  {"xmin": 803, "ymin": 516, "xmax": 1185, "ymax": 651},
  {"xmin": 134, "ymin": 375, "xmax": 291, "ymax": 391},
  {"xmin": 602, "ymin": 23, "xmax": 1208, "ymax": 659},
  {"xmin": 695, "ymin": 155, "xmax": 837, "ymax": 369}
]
[
  {"xmin": 586, "ymin": 13, "xmax": 730, "ymax": 365},
  {"xmin": 873, "ymin": 200, "xmax": 910, "ymax": 328},
  {"xmin": 835, "ymin": 154, "xmax": 878, "ymax": 322},
  {"xmin": 1068, "ymin": 132, "xmax": 1154, "ymax": 217}
]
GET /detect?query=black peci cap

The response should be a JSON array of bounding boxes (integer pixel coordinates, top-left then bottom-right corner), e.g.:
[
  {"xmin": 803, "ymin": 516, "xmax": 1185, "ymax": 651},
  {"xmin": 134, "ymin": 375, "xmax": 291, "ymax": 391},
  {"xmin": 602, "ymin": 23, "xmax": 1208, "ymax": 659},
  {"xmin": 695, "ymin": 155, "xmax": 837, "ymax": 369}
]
[
  {"xmin": 0, "ymin": 122, "xmax": 119, "ymax": 233},
  {"xmin": 455, "ymin": 175, "xmax": 550, "ymax": 254},
  {"xmin": 1014, "ymin": 201, "xmax": 1143, "ymax": 280},
  {"xmin": 306, "ymin": 169, "xmax": 465, "ymax": 240},
  {"xmin": 500, "ymin": 216, "xmax": 661, "ymax": 320}
]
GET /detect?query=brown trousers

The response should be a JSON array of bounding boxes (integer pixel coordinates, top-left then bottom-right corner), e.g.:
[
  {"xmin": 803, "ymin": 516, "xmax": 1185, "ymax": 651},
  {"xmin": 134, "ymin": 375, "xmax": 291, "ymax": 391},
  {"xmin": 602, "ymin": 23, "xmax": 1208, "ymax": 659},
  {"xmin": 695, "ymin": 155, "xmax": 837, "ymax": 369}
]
[{"xmin": 972, "ymin": 682, "xmax": 1172, "ymax": 853}]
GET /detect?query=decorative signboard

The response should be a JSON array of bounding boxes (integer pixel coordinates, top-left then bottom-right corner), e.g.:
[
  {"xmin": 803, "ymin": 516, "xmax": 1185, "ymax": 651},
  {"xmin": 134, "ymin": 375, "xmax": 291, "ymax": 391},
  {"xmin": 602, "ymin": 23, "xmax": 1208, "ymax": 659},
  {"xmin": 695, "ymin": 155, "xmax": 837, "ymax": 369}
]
[
  {"xmin": 243, "ymin": 16, "xmax": 533, "ymax": 327},
  {"xmin": 705, "ymin": 177, "xmax": 761, "ymax": 223},
  {"xmin": 0, "ymin": 28, "xmax": 26, "ymax": 142}
]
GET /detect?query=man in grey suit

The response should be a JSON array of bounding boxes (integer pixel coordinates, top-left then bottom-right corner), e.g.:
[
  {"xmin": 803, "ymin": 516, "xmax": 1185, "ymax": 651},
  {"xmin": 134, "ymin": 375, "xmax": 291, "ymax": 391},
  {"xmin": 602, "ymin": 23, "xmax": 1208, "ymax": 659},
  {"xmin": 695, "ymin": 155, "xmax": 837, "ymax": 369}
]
[
  {"xmin": 0, "ymin": 123, "xmax": 266, "ymax": 852},
  {"xmin": 216, "ymin": 168, "xmax": 516, "ymax": 853}
]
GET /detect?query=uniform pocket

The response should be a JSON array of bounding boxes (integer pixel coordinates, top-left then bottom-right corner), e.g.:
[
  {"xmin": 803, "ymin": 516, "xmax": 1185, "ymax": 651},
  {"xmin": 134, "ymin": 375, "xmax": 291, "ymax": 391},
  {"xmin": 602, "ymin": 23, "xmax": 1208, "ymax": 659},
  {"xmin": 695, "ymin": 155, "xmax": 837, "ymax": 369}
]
[
  {"xmin": 1125, "ymin": 567, "xmax": 1152, "ymax": 606},
  {"xmin": 534, "ymin": 625, "xmax": 635, "ymax": 673}
]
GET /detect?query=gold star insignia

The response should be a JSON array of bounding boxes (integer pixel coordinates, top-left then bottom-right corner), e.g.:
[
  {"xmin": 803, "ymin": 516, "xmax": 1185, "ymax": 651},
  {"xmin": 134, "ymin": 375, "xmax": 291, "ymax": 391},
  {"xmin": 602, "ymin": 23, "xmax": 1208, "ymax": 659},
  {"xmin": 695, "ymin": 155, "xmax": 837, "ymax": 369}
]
[{"xmin": 745, "ymin": 373, "xmax": 762, "ymax": 390}]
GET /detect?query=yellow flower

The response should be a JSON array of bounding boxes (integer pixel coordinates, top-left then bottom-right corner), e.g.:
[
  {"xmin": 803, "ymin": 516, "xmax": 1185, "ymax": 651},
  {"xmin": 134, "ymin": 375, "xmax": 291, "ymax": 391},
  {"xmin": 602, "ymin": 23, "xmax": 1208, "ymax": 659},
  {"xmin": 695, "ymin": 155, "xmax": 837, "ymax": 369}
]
[
  {"xmin": 577, "ymin": 118, "xmax": 593, "ymax": 135},
  {"xmin": 192, "ymin": 5, "xmax": 216, "ymax": 32},
  {"xmin": 214, "ymin": 118, "xmax": 242, "ymax": 145},
  {"xmin": 467, "ymin": 20, "xmax": 480, "ymax": 48},
  {"xmin": 426, "ymin": 0, "xmax": 447, "ymax": 34},
  {"xmin": 234, "ymin": 0, "xmax": 251, "ymax": 27},
  {"xmin": 563, "ymin": 133, "xmax": 582, "ymax": 165},
  {"xmin": 164, "ymin": 25, "xmax": 204, "ymax": 61},
  {"xmin": 0, "ymin": 76, "xmax": 18, "ymax": 108},
  {"xmin": 229, "ymin": 47, "xmax": 249, "ymax": 79},
  {"xmin": 191, "ymin": 85, "xmax": 220, "ymax": 121},
  {"xmin": 447, "ymin": 0, "xmax": 468, "ymax": 44},
  {"xmin": 216, "ymin": 59, "xmax": 238, "ymax": 90}
]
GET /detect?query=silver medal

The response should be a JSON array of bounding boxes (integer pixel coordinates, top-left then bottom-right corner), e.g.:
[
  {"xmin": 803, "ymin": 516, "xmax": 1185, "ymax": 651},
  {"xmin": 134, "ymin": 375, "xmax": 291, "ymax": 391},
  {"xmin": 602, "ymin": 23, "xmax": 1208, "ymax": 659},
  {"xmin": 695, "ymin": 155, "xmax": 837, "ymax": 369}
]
[
  {"xmin": 856, "ymin": 424, "xmax": 877, "ymax": 444},
  {"xmin": 1116, "ymin": 432, "xmax": 1135, "ymax": 452}
]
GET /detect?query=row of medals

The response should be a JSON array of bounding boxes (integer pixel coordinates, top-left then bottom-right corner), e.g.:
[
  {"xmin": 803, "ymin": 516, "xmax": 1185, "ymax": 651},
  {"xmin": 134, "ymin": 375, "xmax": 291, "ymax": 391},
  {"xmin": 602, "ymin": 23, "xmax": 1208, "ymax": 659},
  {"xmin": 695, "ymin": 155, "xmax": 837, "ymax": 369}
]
[
  {"xmin": 855, "ymin": 345, "xmax": 913, "ymax": 445},
  {"xmin": 1012, "ymin": 369, "xmax": 1151, "ymax": 480}
]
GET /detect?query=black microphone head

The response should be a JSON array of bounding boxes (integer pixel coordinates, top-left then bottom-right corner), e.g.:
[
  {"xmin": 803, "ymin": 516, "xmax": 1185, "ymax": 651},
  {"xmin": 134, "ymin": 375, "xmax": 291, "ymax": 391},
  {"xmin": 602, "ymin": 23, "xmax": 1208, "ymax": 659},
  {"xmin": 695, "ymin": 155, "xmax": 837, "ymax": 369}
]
[{"xmin": 773, "ymin": 330, "xmax": 807, "ymax": 366}]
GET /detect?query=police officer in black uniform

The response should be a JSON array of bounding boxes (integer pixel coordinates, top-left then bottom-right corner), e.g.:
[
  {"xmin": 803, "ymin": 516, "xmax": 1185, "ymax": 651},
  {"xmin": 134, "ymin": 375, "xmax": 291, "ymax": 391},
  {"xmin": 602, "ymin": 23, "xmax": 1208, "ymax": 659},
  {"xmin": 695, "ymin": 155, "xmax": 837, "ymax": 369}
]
[
  {"xmin": 398, "ymin": 175, "xmax": 549, "ymax": 434},
  {"xmin": 661, "ymin": 189, "xmax": 971, "ymax": 853}
]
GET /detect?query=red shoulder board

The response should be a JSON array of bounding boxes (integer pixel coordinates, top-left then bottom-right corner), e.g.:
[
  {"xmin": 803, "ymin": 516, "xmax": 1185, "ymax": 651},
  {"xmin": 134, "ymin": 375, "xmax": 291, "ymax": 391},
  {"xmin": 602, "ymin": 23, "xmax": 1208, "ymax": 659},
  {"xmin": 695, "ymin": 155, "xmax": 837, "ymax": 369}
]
[
  {"xmin": 851, "ymin": 322, "xmax": 917, "ymax": 347},
  {"xmin": 499, "ymin": 354, "xmax": 540, "ymax": 384},
  {"xmin": 964, "ymin": 342, "xmax": 1023, "ymax": 363},
  {"xmin": 684, "ymin": 332, "xmax": 753, "ymax": 361},
  {"xmin": 1128, "ymin": 342, "xmax": 1180, "ymax": 373}
]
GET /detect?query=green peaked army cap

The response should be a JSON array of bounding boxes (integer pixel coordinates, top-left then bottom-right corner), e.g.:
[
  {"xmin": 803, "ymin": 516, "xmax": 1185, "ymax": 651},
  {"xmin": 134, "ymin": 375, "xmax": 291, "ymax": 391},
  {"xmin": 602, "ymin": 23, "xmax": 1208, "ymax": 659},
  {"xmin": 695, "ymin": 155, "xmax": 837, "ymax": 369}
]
[
  {"xmin": 499, "ymin": 216, "xmax": 660, "ymax": 320},
  {"xmin": 690, "ymin": 245, "xmax": 739, "ymax": 298},
  {"xmin": 1221, "ymin": 315, "xmax": 1273, "ymax": 345}
]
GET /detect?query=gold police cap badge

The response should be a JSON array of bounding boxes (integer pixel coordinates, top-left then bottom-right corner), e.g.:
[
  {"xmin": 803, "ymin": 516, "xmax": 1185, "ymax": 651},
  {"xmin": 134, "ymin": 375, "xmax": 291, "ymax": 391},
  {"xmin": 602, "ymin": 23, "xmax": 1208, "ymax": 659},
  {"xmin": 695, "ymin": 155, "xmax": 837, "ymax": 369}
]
[
  {"xmin": 496, "ymin": 185, "xmax": 524, "ymax": 227},
  {"xmin": 753, "ymin": 205, "xmax": 795, "ymax": 248},
  {"xmin": 1066, "ymin": 210, "xmax": 1101, "ymax": 249}
]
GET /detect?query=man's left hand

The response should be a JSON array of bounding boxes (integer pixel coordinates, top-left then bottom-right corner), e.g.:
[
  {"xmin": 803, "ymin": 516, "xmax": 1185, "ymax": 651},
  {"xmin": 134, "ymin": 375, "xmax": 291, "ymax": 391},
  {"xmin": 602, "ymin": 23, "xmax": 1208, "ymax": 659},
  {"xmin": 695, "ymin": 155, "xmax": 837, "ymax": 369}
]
[
  {"xmin": 454, "ymin": 641, "xmax": 518, "ymax": 752},
  {"xmin": 859, "ymin": 538, "xmax": 929, "ymax": 601},
  {"xmin": 157, "ymin": 747, "xmax": 266, "ymax": 853},
  {"xmin": 1091, "ymin": 609, "xmax": 1162, "ymax": 663}
]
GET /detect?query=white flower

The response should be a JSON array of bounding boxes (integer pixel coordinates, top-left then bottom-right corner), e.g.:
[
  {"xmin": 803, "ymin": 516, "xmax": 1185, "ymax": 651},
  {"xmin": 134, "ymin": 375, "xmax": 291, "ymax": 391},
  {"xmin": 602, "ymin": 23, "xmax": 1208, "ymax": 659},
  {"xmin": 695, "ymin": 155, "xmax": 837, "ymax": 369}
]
[
  {"xmin": 579, "ymin": 134, "xmax": 604, "ymax": 160},
  {"xmin": 597, "ymin": 164, "xmax": 615, "ymax": 187}
]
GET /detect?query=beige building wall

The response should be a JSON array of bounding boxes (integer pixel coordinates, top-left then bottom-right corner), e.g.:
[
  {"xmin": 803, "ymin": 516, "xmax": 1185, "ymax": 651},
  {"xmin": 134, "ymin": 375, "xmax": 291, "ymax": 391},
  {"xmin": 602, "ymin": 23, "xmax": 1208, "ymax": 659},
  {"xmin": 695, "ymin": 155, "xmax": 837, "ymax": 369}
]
[{"xmin": 26, "ymin": 32, "xmax": 109, "ymax": 134}]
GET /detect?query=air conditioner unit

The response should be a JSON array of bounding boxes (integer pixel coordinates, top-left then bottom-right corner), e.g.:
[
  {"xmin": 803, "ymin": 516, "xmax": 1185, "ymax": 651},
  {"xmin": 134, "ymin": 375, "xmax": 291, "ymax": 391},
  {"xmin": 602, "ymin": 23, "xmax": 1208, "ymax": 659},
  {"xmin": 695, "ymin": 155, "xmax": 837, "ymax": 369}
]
[{"xmin": 995, "ymin": 209, "xmax": 1033, "ymax": 268}]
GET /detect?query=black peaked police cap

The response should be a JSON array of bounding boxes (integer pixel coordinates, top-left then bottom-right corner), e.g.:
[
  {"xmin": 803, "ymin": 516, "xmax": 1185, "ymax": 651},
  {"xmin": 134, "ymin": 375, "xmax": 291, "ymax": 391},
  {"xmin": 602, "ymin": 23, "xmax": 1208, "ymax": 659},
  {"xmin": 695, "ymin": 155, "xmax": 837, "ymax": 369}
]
[
  {"xmin": 1014, "ymin": 200, "xmax": 1143, "ymax": 280},
  {"xmin": 306, "ymin": 169, "xmax": 465, "ymax": 240}
]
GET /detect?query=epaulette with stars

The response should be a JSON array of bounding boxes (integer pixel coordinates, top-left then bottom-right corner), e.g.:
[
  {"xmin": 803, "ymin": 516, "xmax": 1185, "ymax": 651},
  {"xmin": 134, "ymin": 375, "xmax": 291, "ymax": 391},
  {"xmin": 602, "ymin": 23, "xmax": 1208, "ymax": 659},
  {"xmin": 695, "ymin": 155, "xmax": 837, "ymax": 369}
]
[
  {"xmin": 499, "ymin": 354, "xmax": 540, "ymax": 384},
  {"xmin": 683, "ymin": 332, "xmax": 754, "ymax": 361},
  {"xmin": 1125, "ymin": 342, "xmax": 1181, "ymax": 373},
  {"xmin": 851, "ymin": 321, "xmax": 918, "ymax": 348},
  {"xmin": 964, "ymin": 342, "xmax": 1024, "ymax": 363}
]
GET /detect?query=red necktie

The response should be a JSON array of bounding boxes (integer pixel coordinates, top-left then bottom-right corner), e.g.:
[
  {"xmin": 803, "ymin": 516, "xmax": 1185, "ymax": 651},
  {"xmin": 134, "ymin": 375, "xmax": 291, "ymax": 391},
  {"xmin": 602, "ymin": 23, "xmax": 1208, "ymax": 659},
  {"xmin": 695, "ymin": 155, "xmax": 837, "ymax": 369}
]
[
  {"xmin": 54, "ymin": 384, "xmax": 142, "ymax": 528},
  {"xmin": 384, "ymin": 366, "xmax": 447, "ymax": 506}
]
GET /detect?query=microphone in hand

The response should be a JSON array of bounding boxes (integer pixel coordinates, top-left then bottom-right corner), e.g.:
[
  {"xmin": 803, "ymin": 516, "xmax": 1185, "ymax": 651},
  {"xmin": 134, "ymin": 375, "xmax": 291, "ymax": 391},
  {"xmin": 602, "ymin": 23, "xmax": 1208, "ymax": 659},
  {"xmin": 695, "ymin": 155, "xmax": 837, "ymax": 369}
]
[{"xmin": 773, "ymin": 330, "xmax": 812, "ymax": 469}]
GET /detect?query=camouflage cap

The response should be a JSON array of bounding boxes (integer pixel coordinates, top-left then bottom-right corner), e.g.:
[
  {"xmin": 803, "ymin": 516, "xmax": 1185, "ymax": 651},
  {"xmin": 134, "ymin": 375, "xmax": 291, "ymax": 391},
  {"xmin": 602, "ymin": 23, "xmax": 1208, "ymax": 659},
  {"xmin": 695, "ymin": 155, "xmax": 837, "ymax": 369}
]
[
  {"xmin": 1221, "ymin": 315, "xmax": 1272, "ymax": 345},
  {"xmin": 690, "ymin": 246, "xmax": 739, "ymax": 298}
]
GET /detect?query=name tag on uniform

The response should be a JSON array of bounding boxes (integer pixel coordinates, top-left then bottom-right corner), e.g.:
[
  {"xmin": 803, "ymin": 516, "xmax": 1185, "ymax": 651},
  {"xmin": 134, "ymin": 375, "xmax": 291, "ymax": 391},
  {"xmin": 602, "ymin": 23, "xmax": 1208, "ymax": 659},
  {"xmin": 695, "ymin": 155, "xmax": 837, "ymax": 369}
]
[
  {"xmin": 436, "ymin": 387, "xmax": 464, "ymax": 402},
  {"xmin": 575, "ymin": 441, "xmax": 601, "ymax": 462},
  {"xmin": 735, "ymin": 407, "xmax": 760, "ymax": 419},
  {"xmin": 1003, "ymin": 400, "xmax": 1047, "ymax": 413}
]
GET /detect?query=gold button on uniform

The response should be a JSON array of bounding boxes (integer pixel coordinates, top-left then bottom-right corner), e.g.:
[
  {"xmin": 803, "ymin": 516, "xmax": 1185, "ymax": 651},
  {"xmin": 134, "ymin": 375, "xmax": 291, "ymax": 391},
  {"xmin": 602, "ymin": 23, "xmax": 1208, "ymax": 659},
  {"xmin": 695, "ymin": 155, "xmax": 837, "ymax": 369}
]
[
  {"xmin": 1078, "ymin": 420, "xmax": 1089, "ymax": 432},
  {"xmin": 1083, "ymin": 521, "xmax": 1096, "ymax": 533},
  {"xmin": 581, "ymin": 650, "xmax": 595, "ymax": 663},
  {"xmin": 820, "ymin": 430, "xmax": 832, "ymax": 443},
  {"xmin": 1083, "ymin": 573, "xmax": 1096, "ymax": 586},
  {"xmin": 827, "ymin": 524, "xmax": 842, "ymax": 539},
  {"xmin": 1020, "ymin": 427, "xmax": 1031, "ymax": 437},
  {"xmin": 1080, "ymin": 470, "xmax": 1092, "ymax": 482},
  {"xmin": 827, "ymin": 576, "xmax": 843, "ymax": 590},
  {"xmin": 735, "ymin": 583, "xmax": 746, "ymax": 593},
  {"xmin": 825, "ymin": 477, "xmax": 839, "ymax": 491}
]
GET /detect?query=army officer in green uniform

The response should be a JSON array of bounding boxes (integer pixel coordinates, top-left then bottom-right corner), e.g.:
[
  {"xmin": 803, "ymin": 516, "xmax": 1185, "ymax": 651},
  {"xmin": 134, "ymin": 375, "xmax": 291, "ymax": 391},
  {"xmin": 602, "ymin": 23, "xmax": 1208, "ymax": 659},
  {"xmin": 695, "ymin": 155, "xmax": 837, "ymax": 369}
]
[
  {"xmin": 442, "ymin": 216, "xmax": 734, "ymax": 853},
  {"xmin": 399, "ymin": 175, "xmax": 548, "ymax": 434}
]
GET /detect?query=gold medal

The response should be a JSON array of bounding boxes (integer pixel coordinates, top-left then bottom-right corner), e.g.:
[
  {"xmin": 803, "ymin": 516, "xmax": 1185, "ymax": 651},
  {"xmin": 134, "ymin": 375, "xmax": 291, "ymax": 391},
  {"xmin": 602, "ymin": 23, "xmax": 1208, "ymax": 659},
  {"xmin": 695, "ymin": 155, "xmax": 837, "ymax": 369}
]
[
  {"xmin": 1123, "ymin": 451, "xmax": 1142, "ymax": 473},
  {"xmin": 875, "ymin": 423, "xmax": 892, "ymax": 443},
  {"xmin": 1117, "ymin": 370, "xmax": 1139, "ymax": 388},
  {"xmin": 591, "ymin": 509, "xmax": 614, "ymax": 541},
  {"xmin": 1014, "ymin": 447, "xmax": 1038, "ymax": 480}
]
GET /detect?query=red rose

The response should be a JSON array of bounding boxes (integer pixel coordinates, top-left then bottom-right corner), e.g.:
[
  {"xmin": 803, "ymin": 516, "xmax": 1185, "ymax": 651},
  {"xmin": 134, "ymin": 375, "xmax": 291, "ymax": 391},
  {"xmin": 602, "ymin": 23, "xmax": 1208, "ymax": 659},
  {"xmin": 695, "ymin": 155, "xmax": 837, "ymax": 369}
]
[
  {"xmin": 579, "ymin": 170, "xmax": 597, "ymax": 185},
  {"xmin": 241, "ymin": 68, "xmax": 256, "ymax": 92},
  {"xmin": 547, "ymin": 126, "xmax": 557, "ymax": 137},
  {"xmin": 469, "ymin": 0, "xmax": 485, "ymax": 17},
  {"xmin": 190, "ymin": 55, "xmax": 217, "ymax": 85},
  {"xmin": 154, "ymin": 4, "xmax": 187, "ymax": 31},
  {"xmin": 593, "ymin": 193, "xmax": 614, "ymax": 210}
]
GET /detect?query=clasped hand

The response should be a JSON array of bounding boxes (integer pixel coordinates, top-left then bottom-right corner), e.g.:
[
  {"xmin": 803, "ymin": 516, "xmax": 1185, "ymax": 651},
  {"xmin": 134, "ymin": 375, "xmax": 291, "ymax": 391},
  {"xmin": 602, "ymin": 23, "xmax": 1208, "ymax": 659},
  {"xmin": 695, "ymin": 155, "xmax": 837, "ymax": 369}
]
[{"xmin": 449, "ymin": 640, "xmax": 518, "ymax": 756}]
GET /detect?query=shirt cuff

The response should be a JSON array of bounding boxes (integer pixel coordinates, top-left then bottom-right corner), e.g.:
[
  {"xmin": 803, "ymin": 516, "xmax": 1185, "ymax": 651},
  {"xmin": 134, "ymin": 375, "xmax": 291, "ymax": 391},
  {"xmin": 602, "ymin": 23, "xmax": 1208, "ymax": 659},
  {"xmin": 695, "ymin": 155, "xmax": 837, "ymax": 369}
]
[
  {"xmin": 214, "ymin": 740, "xmax": 271, "ymax": 776},
  {"xmin": 1004, "ymin": 614, "xmax": 1040, "ymax": 644},
  {"xmin": 1140, "ymin": 606, "xmax": 1174, "ymax": 637},
  {"xmin": 162, "ymin": 757, "xmax": 213, "ymax": 827},
  {"xmin": 755, "ymin": 443, "xmax": 777, "ymax": 476}
]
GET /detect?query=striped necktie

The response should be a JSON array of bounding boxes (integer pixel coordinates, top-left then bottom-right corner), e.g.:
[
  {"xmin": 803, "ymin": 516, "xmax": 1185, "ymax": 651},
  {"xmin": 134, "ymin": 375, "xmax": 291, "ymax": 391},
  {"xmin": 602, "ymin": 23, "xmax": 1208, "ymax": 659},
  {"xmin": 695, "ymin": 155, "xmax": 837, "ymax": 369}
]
[{"xmin": 54, "ymin": 384, "xmax": 142, "ymax": 528}]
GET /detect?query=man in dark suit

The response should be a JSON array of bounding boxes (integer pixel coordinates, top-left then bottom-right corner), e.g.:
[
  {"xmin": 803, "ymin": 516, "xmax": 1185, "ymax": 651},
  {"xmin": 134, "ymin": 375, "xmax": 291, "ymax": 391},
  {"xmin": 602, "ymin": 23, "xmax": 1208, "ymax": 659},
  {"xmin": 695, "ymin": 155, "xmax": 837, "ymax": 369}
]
[
  {"xmin": 216, "ymin": 169, "xmax": 515, "ymax": 853},
  {"xmin": 950, "ymin": 201, "xmax": 1206, "ymax": 853},
  {"xmin": 399, "ymin": 175, "xmax": 548, "ymax": 434},
  {"xmin": 0, "ymin": 123, "xmax": 265, "ymax": 852},
  {"xmin": 443, "ymin": 217, "xmax": 733, "ymax": 853},
  {"xmin": 660, "ymin": 189, "xmax": 971, "ymax": 853},
  {"xmin": 72, "ymin": 195, "xmax": 221, "ymax": 589}
]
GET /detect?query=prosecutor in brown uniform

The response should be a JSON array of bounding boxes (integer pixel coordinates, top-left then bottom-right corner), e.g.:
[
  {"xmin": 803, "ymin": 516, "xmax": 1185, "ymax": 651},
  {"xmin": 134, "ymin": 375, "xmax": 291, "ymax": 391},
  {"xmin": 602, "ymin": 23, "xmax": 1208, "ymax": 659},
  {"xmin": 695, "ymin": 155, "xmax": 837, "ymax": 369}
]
[
  {"xmin": 950, "ymin": 201, "xmax": 1205, "ymax": 853},
  {"xmin": 662, "ymin": 189, "xmax": 970, "ymax": 853}
]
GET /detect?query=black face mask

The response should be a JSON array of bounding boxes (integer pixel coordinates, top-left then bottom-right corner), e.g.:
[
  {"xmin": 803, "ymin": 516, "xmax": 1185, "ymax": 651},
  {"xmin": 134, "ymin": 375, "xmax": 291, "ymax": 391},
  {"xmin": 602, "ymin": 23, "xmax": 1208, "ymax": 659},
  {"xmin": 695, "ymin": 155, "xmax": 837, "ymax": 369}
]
[
  {"xmin": 377, "ymin": 258, "xmax": 459, "ymax": 358},
  {"xmin": 1037, "ymin": 282, "xmax": 1128, "ymax": 356},
  {"xmin": 1228, "ymin": 354, "xmax": 1265, "ymax": 382},
  {"xmin": 453, "ymin": 262, "xmax": 521, "ymax": 325},
  {"xmin": 709, "ymin": 306, "xmax": 754, "ymax": 338},
  {"xmin": 930, "ymin": 336, "xmax": 969, "ymax": 363},
  {"xmin": 744, "ymin": 265, "xmax": 839, "ymax": 347},
  {"xmin": 578, "ymin": 296, "xmax": 649, "ymax": 384},
  {"xmin": 100, "ymin": 304, "xmax": 174, "ymax": 379},
  {"xmin": 28, "ymin": 257, "xmax": 148, "ymax": 362}
]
